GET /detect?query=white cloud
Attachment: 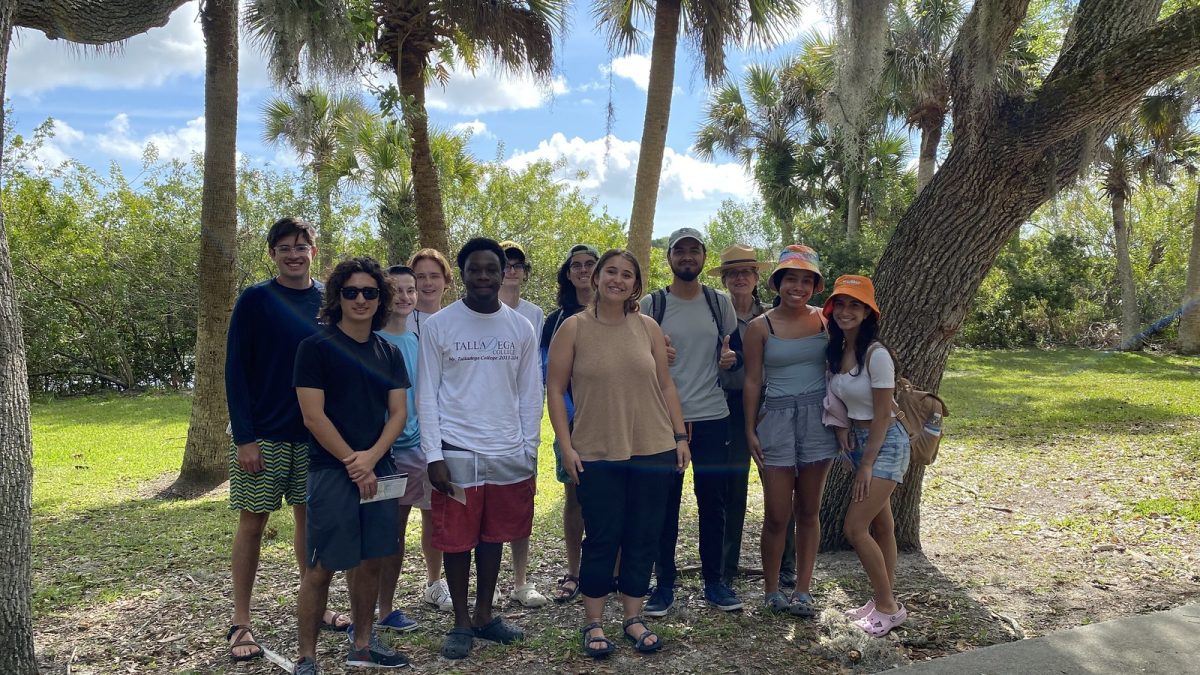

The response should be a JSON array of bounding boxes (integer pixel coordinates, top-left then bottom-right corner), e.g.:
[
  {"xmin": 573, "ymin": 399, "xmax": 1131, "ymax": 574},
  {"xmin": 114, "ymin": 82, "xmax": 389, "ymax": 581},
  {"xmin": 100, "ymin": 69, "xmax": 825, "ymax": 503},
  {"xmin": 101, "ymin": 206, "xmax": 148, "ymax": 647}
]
[
  {"xmin": 506, "ymin": 133, "xmax": 753, "ymax": 203},
  {"xmin": 9, "ymin": 1, "xmax": 274, "ymax": 97},
  {"xmin": 30, "ymin": 114, "xmax": 209, "ymax": 170},
  {"xmin": 451, "ymin": 120, "xmax": 490, "ymax": 138},
  {"xmin": 424, "ymin": 60, "xmax": 568, "ymax": 115},
  {"xmin": 608, "ymin": 54, "xmax": 651, "ymax": 91}
]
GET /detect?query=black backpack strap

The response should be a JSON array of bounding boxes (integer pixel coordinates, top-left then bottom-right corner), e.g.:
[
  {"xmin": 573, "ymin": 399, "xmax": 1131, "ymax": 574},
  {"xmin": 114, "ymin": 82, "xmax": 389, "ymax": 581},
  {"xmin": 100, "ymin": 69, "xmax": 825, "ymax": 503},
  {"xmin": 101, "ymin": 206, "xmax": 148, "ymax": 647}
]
[
  {"xmin": 701, "ymin": 285, "xmax": 722, "ymax": 331},
  {"xmin": 650, "ymin": 288, "xmax": 668, "ymax": 325}
]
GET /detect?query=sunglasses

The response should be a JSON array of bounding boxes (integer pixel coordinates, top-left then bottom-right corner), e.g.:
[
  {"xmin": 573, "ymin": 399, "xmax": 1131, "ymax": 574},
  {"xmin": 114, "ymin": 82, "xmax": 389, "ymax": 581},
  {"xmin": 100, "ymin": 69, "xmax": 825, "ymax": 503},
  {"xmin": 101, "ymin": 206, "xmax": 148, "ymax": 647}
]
[{"xmin": 340, "ymin": 286, "xmax": 380, "ymax": 300}]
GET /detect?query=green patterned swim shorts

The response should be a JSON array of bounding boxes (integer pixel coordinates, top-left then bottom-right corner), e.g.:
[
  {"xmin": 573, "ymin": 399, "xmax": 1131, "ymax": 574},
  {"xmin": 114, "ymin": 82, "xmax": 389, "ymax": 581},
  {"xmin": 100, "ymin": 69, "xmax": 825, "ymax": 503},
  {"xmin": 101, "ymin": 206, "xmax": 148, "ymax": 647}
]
[{"xmin": 228, "ymin": 438, "xmax": 309, "ymax": 513}]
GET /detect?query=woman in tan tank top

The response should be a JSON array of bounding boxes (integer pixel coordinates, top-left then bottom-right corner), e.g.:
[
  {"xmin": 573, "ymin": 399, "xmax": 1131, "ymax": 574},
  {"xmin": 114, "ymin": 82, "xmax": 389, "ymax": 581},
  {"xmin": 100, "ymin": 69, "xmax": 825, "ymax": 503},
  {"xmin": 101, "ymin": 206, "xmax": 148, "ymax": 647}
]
[{"xmin": 546, "ymin": 249, "xmax": 689, "ymax": 658}]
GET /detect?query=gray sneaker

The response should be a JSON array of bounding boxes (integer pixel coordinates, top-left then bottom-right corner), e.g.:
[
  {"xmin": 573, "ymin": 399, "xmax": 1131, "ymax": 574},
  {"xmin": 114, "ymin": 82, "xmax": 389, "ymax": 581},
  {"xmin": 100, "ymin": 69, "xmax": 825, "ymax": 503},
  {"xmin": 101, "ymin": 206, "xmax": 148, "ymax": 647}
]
[
  {"xmin": 346, "ymin": 628, "xmax": 409, "ymax": 668},
  {"xmin": 294, "ymin": 656, "xmax": 319, "ymax": 675}
]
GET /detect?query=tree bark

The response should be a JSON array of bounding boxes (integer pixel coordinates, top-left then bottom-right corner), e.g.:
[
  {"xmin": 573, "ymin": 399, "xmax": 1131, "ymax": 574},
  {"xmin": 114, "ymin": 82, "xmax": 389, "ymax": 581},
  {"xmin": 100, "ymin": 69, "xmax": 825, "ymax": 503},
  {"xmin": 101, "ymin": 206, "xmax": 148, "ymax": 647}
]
[
  {"xmin": 399, "ymin": 51, "xmax": 449, "ymax": 256},
  {"xmin": 1180, "ymin": 181, "xmax": 1200, "ymax": 354},
  {"xmin": 0, "ymin": 4, "xmax": 37, "ymax": 672},
  {"xmin": 317, "ymin": 184, "xmax": 333, "ymax": 276},
  {"xmin": 177, "ymin": 0, "xmax": 239, "ymax": 491},
  {"xmin": 15, "ymin": 0, "xmax": 187, "ymax": 43},
  {"xmin": 916, "ymin": 123, "xmax": 941, "ymax": 194},
  {"xmin": 1112, "ymin": 191, "xmax": 1141, "ymax": 350},
  {"xmin": 845, "ymin": 167, "xmax": 862, "ymax": 239},
  {"xmin": 626, "ymin": 0, "xmax": 681, "ymax": 267}
]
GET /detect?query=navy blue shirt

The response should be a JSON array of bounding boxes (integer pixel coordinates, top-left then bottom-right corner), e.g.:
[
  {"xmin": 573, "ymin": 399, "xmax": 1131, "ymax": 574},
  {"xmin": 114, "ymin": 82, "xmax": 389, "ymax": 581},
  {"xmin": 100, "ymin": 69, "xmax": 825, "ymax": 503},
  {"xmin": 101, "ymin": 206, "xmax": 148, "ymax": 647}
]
[
  {"xmin": 294, "ymin": 327, "xmax": 410, "ymax": 471},
  {"xmin": 225, "ymin": 278, "xmax": 323, "ymax": 445}
]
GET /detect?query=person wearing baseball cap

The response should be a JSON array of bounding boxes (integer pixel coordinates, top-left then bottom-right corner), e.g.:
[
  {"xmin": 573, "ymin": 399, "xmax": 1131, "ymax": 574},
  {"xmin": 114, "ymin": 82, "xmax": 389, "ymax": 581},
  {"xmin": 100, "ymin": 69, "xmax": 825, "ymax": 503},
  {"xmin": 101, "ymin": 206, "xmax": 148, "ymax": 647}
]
[
  {"xmin": 639, "ymin": 227, "xmax": 745, "ymax": 615},
  {"xmin": 741, "ymin": 244, "xmax": 839, "ymax": 618},
  {"xmin": 823, "ymin": 274, "xmax": 910, "ymax": 638},
  {"xmin": 708, "ymin": 245, "xmax": 798, "ymax": 592}
]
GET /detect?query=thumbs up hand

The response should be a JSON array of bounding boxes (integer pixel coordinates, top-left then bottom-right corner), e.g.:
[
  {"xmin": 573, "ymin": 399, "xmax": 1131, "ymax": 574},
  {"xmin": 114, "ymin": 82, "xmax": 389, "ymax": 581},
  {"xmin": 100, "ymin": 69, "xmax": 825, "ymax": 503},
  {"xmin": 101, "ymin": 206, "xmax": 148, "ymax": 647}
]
[
  {"xmin": 718, "ymin": 334, "xmax": 736, "ymax": 370},
  {"xmin": 664, "ymin": 334, "xmax": 677, "ymax": 366}
]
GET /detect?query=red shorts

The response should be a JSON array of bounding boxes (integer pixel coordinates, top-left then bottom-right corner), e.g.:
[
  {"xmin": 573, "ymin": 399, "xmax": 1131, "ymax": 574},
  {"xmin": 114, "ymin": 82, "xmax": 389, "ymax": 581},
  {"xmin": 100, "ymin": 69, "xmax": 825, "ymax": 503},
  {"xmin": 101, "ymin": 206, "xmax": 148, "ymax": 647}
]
[{"xmin": 431, "ymin": 476, "xmax": 536, "ymax": 553}]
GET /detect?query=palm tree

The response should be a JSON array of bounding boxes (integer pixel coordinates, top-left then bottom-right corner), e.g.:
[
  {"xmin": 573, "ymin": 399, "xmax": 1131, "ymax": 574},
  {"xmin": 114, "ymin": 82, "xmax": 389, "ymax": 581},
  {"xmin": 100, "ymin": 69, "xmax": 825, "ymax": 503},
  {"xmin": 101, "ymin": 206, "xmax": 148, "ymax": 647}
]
[
  {"xmin": 594, "ymin": 0, "xmax": 806, "ymax": 265},
  {"xmin": 176, "ymin": 0, "xmax": 241, "ymax": 491},
  {"xmin": 261, "ymin": 86, "xmax": 367, "ymax": 274},
  {"xmin": 246, "ymin": 0, "xmax": 565, "ymax": 255},
  {"xmin": 330, "ymin": 110, "xmax": 480, "ymax": 264},
  {"xmin": 1099, "ymin": 86, "xmax": 1198, "ymax": 351}
]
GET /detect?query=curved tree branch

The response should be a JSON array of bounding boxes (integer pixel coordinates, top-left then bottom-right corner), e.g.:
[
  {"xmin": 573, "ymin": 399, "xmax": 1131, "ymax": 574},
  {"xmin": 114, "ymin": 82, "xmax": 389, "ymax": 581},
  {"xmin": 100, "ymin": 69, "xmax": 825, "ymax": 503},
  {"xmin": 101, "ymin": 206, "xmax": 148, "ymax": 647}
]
[
  {"xmin": 947, "ymin": 0, "xmax": 1030, "ymax": 145},
  {"xmin": 14, "ymin": 0, "xmax": 188, "ymax": 44},
  {"xmin": 1012, "ymin": 6, "xmax": 1200, "ymax": 151}
]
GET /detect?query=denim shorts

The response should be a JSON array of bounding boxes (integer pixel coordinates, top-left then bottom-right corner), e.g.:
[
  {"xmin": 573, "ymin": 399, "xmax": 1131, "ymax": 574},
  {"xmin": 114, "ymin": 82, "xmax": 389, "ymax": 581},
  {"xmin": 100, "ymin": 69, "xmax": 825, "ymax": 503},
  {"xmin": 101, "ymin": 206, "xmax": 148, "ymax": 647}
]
[
  {"xmin": 848, "ymin": 421, "xmax": 911, "ymax": 483},
  {"xmin": 756, "ymin": 391, "xmax": 839, "ymax": 468}
]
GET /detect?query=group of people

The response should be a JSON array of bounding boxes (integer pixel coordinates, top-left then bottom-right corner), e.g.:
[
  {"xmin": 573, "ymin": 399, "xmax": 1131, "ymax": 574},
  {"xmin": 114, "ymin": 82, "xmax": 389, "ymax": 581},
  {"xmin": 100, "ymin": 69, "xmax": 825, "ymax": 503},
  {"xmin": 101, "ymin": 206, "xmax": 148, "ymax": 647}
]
[{"xmin": 223, "ymin": 216, "xmax": 912, "ymax": 673}]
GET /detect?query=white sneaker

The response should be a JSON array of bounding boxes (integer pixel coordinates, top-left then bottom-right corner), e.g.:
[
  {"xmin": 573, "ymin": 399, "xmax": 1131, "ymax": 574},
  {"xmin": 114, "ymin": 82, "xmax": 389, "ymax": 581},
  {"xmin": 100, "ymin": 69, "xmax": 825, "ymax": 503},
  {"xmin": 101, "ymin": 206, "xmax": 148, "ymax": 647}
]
[{"xmin": 423, "ymin": 579, "xmax": 453, "ymax": 611}]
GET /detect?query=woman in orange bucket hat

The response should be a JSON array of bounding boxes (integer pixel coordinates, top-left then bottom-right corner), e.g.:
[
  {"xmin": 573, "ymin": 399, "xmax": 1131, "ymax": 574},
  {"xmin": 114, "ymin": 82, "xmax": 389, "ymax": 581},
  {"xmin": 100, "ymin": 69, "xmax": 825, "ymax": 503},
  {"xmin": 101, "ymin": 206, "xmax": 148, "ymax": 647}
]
[{"xmin": 823, "ymin": 274, "xmax": 910, "ymax": 637}]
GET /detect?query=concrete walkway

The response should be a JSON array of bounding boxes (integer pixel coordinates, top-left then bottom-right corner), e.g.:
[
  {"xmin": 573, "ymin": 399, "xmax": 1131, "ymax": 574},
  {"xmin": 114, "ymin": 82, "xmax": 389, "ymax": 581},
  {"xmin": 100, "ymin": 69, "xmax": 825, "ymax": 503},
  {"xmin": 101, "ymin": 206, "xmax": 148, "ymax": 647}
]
[{"xmin": 896, "ymin": 603, "xmax": 1199, "ymax": 674}]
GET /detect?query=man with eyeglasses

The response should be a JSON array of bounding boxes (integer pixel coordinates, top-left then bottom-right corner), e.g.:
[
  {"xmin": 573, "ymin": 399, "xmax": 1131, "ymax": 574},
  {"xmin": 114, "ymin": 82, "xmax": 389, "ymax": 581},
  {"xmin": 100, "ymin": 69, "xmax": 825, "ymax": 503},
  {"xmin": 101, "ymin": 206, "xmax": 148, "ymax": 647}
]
[
  {"xmin": 497, "ymin": 241, "xmax": 548, "ymax": 608},
  {"xmin": 225, "ymin": 217, "xmax": 346, "ymax": 663},
  {"xmin": 293, "ymin": 256, "xmax": 411, "ymax": 672}
]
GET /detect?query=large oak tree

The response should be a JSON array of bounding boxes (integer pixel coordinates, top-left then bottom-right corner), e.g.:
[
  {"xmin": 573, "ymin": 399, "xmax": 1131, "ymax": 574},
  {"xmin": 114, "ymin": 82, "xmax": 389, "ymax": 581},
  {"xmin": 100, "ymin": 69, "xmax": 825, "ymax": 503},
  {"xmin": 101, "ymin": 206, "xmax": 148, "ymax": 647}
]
[{"xmin": 820, "ymin": 0, "xmax": 1200, "ymax": 551}]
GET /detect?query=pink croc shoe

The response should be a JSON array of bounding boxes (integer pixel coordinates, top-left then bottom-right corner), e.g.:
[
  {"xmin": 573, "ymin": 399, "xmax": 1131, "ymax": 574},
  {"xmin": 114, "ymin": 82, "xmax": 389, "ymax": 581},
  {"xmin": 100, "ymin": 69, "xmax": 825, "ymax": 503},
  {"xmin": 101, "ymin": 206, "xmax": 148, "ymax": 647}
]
[
  {"xmin": 854, "ymin": 604, "xmax": 907, "ymax": 637},
  {"xmin": 845, "ymin": 599, "xmax": 875, "ymax": 620}
]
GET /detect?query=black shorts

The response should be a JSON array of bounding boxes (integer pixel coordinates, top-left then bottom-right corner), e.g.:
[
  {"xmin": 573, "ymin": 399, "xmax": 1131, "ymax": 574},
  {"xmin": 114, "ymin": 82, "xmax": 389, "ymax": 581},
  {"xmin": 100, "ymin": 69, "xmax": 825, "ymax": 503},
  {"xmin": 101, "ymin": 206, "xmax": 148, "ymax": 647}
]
[{"xmin": 305, "ymin": 458, "xmax": 401, "ymax": 571}]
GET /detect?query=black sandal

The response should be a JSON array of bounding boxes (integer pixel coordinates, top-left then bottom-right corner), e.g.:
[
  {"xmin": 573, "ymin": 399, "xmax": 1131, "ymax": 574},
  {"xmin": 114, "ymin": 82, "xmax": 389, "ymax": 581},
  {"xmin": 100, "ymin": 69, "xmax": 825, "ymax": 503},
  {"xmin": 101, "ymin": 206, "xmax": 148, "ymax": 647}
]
[
  {"xmin": 581, "ymin": 622, "xmax": 615, "ymax": 658},
  {"xmin": 554, "ymin": 574, "xmax": 581, "ymax": 604},
  {"xmin": 622, "ymin": 616, "xmax": 663, "ymax": 653},
  {"xmin": 320, "ymin": 610, "xmax": 350, "ymax": 632},
  {"xmin": 226, "ymin": 624, "xmax": 263, "ymax": 662}
]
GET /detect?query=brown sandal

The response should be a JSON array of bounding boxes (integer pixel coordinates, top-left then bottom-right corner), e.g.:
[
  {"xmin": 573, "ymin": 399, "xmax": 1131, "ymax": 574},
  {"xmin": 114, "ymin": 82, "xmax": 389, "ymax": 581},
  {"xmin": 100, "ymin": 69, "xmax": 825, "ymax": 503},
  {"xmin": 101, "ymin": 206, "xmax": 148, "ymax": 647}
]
[
  {"xmin": 554, "ymin": 575, "xmax": 581, "ymax": 604},
  {"xmin": 321, "ymin": 610, "xmax": 351, "ymax": 632},
  {"xmin": 226, "ymin": 624, "xmax": 263, "ymax": 662}
]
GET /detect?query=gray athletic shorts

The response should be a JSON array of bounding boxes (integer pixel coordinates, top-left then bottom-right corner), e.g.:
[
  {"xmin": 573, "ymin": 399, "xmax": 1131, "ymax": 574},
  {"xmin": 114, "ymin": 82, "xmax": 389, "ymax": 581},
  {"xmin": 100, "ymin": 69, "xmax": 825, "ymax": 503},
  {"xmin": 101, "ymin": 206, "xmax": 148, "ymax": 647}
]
[
  {"xmin": 756, "ymin": 390, "xmax": 839, "ymax": 468},
  {"xmin": 305, "ymin": 456, "xmax": 401, "ymax": 571}
]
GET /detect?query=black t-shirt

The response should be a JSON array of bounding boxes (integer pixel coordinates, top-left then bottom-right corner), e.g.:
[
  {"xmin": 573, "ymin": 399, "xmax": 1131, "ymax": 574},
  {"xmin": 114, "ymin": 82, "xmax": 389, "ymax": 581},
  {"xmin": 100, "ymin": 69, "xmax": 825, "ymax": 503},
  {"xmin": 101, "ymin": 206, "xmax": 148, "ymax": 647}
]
[{"xmin": 293, "ymin": 326, "xmax": 410, "ymax": 471}]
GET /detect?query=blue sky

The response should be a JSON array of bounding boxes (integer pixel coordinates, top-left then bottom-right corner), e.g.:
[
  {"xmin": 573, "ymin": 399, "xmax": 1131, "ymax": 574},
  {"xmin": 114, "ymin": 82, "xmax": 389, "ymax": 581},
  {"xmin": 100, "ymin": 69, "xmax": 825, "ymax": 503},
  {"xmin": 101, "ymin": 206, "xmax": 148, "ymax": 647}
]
[{"xmin": 7, "ymin": 1, "xmax": 826, "ymax": 238}]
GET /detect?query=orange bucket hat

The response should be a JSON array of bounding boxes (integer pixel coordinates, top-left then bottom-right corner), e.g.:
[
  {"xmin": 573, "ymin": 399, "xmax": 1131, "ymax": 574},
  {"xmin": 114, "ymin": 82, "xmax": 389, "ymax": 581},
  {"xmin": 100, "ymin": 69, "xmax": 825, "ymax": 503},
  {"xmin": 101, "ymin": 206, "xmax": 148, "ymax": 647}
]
[
  {"xmin": 768, "ymin": 244, "xmax": 825, "ymax": 292},
  {"xmin": 821, "ymin": 274, "xmax": 881, "ymax": 318}
]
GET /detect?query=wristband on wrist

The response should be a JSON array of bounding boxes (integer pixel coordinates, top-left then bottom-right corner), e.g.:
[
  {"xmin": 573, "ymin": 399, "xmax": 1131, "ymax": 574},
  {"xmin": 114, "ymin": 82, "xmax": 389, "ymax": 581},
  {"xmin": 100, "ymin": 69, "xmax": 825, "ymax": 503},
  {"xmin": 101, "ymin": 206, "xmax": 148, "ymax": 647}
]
[{"xmin": 673, "ymin": 432, "xmax": 689, "ymax": 442}]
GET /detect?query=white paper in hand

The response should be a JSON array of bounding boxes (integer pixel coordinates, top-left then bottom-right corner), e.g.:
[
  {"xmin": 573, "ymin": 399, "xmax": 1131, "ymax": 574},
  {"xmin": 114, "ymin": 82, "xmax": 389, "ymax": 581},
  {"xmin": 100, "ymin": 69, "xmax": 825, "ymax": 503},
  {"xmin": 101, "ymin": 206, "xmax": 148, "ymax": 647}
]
[
  {"xmin": 448, "ymin": 482, "xmax": 468, "ymax": 505},
  {"xmin": 360, "ymin": 474, "xmax": 408, "ymax": 504}
]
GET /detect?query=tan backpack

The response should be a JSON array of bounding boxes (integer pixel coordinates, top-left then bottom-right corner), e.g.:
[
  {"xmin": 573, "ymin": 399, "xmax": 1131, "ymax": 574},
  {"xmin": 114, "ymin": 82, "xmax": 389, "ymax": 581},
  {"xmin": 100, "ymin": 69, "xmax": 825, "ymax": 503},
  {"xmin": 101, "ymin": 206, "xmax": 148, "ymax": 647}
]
[{"xmin": 865, "ymin": 344, "xmax": 949, "ymax": 466}]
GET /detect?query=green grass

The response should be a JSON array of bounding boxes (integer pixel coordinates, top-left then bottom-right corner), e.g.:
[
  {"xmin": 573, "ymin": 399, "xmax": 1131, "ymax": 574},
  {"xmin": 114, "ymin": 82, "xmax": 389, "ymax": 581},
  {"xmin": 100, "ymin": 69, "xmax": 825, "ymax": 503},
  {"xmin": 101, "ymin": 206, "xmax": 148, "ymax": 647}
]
[{"xmin": 1132, "ymin": 497, "xmax": 1200, "ymax": 522}]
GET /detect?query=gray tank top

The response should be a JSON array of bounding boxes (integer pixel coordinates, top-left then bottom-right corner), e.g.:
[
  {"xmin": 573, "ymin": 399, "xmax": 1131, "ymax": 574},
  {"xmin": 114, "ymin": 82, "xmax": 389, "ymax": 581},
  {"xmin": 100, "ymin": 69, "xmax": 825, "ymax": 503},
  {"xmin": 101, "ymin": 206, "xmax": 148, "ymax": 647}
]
[{"xmin": 763, "ymin": 317, "xmax": 828, "ymax": 397}]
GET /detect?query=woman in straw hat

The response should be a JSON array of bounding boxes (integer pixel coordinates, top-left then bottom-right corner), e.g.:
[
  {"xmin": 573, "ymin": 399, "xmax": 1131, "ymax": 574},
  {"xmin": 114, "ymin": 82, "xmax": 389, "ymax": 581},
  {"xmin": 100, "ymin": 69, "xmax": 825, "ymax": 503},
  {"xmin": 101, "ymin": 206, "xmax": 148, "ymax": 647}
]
[
  {"xmin": 742, "ymin": 245, "xmax": 840, "ymax": 617},
  {"xmin": 709, "ymin": 245, "xmax": 797, "ymax": 591},
  {"xmin": 823, "ymin": 275, "xmax": 910, "ymax": 637}
]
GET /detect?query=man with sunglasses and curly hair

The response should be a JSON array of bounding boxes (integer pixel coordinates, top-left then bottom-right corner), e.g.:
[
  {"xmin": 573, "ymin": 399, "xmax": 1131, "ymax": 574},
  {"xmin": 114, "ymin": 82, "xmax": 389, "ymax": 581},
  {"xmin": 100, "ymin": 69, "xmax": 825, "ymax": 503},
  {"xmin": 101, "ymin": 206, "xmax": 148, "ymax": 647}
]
[{"xmin": 292, "ymin": 256, "xmax": 411, "ymax": 673}]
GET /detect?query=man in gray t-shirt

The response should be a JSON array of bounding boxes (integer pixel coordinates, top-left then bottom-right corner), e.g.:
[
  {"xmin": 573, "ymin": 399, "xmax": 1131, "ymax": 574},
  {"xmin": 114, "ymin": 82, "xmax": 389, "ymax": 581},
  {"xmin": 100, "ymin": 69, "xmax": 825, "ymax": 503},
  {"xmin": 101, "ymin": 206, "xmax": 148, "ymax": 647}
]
[{"xmin": 639, "ymin": 227, "xmax": 745, "ymax": 615}]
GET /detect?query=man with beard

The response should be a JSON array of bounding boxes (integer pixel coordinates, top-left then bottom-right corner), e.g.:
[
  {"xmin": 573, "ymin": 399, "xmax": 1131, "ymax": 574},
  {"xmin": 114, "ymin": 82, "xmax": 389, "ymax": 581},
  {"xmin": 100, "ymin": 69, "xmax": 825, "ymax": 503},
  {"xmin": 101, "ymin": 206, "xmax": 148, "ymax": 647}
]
[
  {"xmin": 417, "ymin": 238, "xmax": 543, "ymax": 660},
  {"xmin": 640, "ymin": 227, "xmax": 745, "ymax": 616}
]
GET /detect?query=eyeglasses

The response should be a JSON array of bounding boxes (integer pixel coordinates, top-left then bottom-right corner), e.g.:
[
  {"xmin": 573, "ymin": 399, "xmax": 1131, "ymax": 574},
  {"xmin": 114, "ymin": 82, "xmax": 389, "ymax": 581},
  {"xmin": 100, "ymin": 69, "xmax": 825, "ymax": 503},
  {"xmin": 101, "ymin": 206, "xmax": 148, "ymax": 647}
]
[
  {"xmin": 273, "ymin": 244, "xmax": 312, "ymax": 254},
  {"xmin": 726, "ymin": 268, "xmax": 757, "ymax": 279},
  {"xmin": 569, "ymin": 260, "xmax": 596, "ymax": 272},
  {"xmin": 340, "ymin": 286, "xmax": 380, "ymax": 300},
  {"xmin": 505, "ymin": 263, "xmax": 530, "ymax": 272}
]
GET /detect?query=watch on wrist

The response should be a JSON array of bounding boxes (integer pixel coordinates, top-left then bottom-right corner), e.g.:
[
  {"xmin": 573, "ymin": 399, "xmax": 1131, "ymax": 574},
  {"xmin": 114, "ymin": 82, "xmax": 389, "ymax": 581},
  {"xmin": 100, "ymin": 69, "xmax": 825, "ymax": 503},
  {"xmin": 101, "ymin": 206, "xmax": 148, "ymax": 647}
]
[{"xmin": 674, "ymin": 432, "xmax": 689, "ymax": 442}]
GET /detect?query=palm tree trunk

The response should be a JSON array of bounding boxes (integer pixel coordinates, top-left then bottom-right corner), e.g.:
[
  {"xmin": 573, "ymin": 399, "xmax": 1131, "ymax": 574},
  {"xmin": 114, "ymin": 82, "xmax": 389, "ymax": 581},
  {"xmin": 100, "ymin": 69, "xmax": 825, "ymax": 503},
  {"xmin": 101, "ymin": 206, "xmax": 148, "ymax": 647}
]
[
  {"xmin": 1180, "ymin": 181, "xmax": 1200, "ymax": 354},
  {"xmin": 399, "ymin": 52, "xmax": 449, "ymax": 255},
  {"xmin": 916, "ymin": 123, "xmax": 941, "ymax": 194},
  {"xmin": 1112, "ymin": 192, "xmax": 1141, "ymax": 350},
  {"xmin": 0, "ymin": 5, "xmax": 37, "ymax": 672},
  {"xmin": 846, "ymin": 168, "xmax": 862, "ymax": 239},
  {"xmin": 317, "ymin": 185, "xmax": 333, "ymax": 276},
  {"xmin": 626, "ymin": 0, "xmax": 682, "ymax": 266},
  {"xmin": 177, "ymin": 0, "xmax": 239, "ymax": 491}
]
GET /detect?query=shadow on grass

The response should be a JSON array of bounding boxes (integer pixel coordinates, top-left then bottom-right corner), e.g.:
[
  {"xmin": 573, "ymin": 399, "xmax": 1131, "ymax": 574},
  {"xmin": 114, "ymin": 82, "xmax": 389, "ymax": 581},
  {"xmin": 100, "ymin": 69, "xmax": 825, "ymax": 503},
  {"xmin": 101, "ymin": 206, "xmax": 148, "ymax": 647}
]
[{"xmin": 33, "ymin": 494, "xmax": 238, "ymax": 615}]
